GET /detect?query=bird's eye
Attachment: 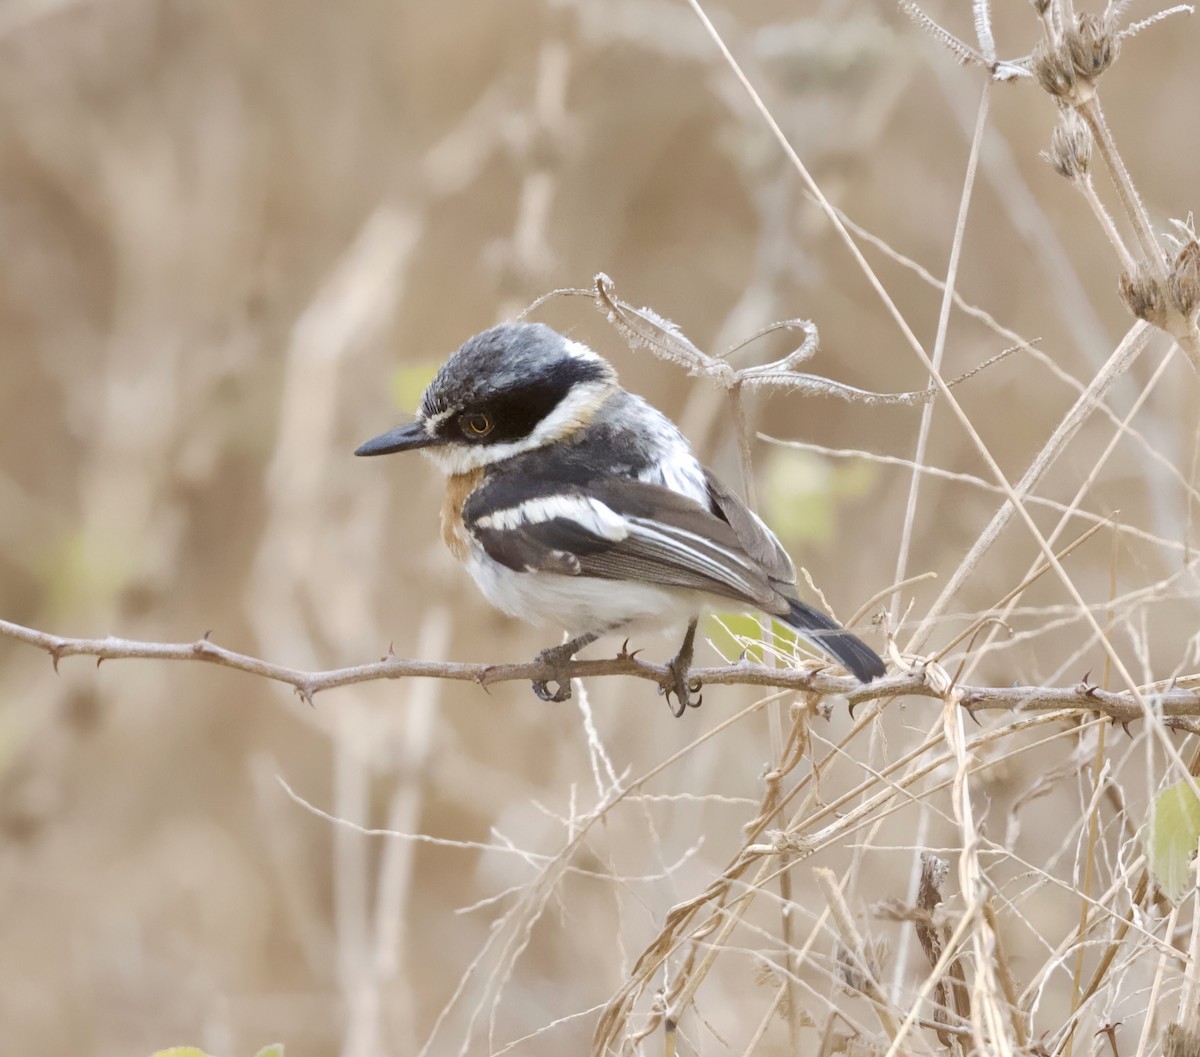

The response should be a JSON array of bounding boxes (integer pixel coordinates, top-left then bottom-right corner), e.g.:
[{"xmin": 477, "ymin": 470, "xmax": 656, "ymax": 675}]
[{"xmin": 462, "ymin": 412, "xmax": 494, "ymax": 438}]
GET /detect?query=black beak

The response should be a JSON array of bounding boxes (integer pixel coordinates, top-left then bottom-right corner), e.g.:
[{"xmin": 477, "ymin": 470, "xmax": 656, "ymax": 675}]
[{"xmin": 354, "ymin": 420, "xmax": 438, "ymax": 456}]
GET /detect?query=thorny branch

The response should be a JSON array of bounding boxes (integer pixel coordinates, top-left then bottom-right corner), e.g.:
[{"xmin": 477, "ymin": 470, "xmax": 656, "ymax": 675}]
[{"xmin": 3, "ymin": 617, "xmax": 1200, "ymax": 727}]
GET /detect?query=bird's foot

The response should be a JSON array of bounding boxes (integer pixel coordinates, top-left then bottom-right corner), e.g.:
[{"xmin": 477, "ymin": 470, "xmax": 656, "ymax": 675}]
[
  {"xmin": 532, "ymin": 642, "xmax": 576, "ymax": 702},
  {"xmin": 661, "ymin": 656, "xmax": 703, "ymax": 717},
  {"xmin": 531, "ymin": 632, "xmax": 600, "ymax": 703},
  {"xmin": 660, "ymin": 617, "xmax": 702, "ymax": 717}
]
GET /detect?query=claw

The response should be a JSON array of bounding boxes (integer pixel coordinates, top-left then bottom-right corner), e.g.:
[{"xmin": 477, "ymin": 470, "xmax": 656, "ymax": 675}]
[
  {"xmin": 660, "ymin": 684, "xmax": 700, "ymax": 717},
  {"xmin": 531, "ymin": 633, "xmax": 600, "ymax": 704},
  {"xmin": 660, "ymin": 617, "xmax": 702, "ymax": 717},
  {"xmin": 661, "ymin": 659, "xmax": 703, "ymax": 717},
  {"xmin": 662, "ymin": 686, "xmax": 686, "ymax": 719},
  {"xmin": 532, "ymin": 678, "xmax": 572, "ymax": 703}
]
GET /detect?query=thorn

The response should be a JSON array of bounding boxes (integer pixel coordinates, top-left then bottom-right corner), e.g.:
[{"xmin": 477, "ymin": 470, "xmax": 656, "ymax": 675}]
[
  {"xmin": 295, "ymin": 686, "xmax": 315, "ymax": 708},
  {"xmin": 1094, "ymin": 1022, "xmax": 1120, "ymax": 1057},
  {"xmin": 617, "ymin": 638, "xmax": 642, "ymax": 661},
  {"xmin": 387, "ymin": 642, "xmax": 396, "ymax": 658},
  {"xmin": 96, "ymin": 657, "xmax": 103, "ymax": 668},
  {"xmin": 476, "ymin": 667, "xmax": 494, "ymax": 695},
  {"xmin": 203, "ymin": 629, "xmax": 213, "ymax": 641},
  {"xmin": 49, "ymin": 648, "xmax": 61, "ymax": 673},
  {"xmin": 848, "ymin": 699, "xmax": 860, "ymax": 720},
  {"xmin": 1081, "ymin": 668, "xmax": 1091, "ymax": 685},
  {"xmin": 1030, "ymin": 1031, "xmax": 1054, "ymax": 1057},
  {"xmin": 966, "ymin": 706, "xmax": 982, "ymax": 727}
]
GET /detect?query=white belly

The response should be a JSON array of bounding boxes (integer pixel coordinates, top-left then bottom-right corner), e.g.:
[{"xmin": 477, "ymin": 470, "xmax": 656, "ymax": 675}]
[{"xmin": 465, "ymin": 548, "xmax": 700, "ymax": 635}]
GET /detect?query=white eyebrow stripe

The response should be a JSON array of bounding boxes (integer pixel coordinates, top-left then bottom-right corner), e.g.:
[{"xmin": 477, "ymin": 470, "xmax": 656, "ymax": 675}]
[
  {"xmin": 423, "ymin": 407, "xmax": 454, "ymax": 430},
  {"xmin": 421, "ymin": 380, "xmax": 615, "ymax": 475},
  {"xmin": 475, "ymin": 495, "xmax": 629, "ymax": 541}
]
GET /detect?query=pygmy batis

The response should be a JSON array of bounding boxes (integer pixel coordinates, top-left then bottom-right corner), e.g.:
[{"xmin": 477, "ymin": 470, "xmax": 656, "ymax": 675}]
[{"xmin": 355, "ymin": 322, "xmax": 885, "ymax": 713}]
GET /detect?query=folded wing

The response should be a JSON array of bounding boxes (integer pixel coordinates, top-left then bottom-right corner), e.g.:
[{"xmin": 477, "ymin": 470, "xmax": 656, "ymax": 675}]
[{"xmin": 465, "ymin": 475, "xmax": 787, "ymax": 613}]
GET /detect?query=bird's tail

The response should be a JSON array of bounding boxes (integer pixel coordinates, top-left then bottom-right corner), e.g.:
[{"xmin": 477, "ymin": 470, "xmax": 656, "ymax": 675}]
[{"xmin": 784, "ymin": 599, "xmax": 885, "ymax": 683}]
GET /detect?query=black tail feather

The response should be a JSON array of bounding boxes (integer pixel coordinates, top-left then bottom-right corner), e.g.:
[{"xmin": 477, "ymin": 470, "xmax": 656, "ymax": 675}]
[{"xmin": 784, "ymin": 599, "xmax": 885, "ymax": 683}]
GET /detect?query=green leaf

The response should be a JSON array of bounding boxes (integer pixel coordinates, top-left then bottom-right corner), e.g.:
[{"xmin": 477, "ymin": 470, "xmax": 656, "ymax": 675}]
[
  {"xmin": 760, "ymin": 448, "xmax": 832, "ymax": 545},
  {"xmin": 759, "ymin": 448, "xmax": 878, "ymax": 549},
  {"xmin": 38, "ymin": 529, "xmax": 134, "ymax": 617},
  {"xmin": 705, "ymin": 612, "xmax": 766, "ymax": 663},
  {"xmin": 147, "ymin": 1044, "xmax": 282, "ymax": 1057},
  {"xmin": 1145, "ymin": 780, "xmax": 1200, "ymax": 904},
  {"xmin": 704, "ymin": 613, "xmax": 802, "ymax": 665},
  {"xmin": 390, "ymin": 362, "xmax": 440, "ymax": 411}
]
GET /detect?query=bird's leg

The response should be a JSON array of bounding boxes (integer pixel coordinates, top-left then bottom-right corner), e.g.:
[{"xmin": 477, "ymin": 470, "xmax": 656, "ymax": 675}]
[
  {"xmin": 532, "ymin": 631, "xmax": 600, "ymax": 703},
  {"xmin": 662, "ymin": 617, "xmax": 703, "ymax": 717}
]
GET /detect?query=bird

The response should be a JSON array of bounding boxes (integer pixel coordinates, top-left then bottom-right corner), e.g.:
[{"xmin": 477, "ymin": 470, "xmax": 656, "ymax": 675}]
[{"xmin": 355, "ymin": 322, "xmax": 885, "ymax": 714}]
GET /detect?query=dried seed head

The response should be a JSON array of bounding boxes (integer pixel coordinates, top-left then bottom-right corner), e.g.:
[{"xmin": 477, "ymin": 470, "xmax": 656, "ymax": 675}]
[
  {"xmin": 1164, "ymin": 1022, "xmax": 1200, "ymax": 1057},
  {"xmin": 1068, "ymin": 13, "xmax": 1119, "ymax": 80},
  {"xmin": 1119, "ymin": 265, "xmax": 1168, "ymax": 327},
  {"xmin": 1032, "ymin": 38, "xmax": 1078, "ymax": 100},
  {"xmin": 1043, "ymin": 109, "xmax": 1093, "ymax": 180},
  {"xmin": 1165, "ymin": 212, "xmax": 1198, "ymax": 254},
  {"xmin": 1168, "ymin": 240, "xmax": 1200, "ymax": 319},
  {"xmin": 836, "ymin": 938, "xmax": 888, "ymax": 994},
  {"xmin": 1036, "ymin": 14, "xmax": 1120, "ymax": 102}
]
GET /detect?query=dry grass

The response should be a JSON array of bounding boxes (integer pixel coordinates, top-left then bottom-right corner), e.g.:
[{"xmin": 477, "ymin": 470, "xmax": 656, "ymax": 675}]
[{"xmin": 1, "ymin": 1, "xmax": 1200, "ymax": 1055}]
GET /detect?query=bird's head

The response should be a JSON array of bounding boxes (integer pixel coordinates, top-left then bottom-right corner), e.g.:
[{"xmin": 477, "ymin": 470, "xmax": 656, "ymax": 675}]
[{"xmin": 355, "ymin": 323, "xmax": 618, "ymax": 475}]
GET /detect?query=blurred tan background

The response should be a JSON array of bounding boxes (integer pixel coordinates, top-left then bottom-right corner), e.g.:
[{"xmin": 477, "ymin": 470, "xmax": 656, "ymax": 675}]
[{"xmin": 2, "ymin": 1, "xmax": 1198, "ymax": 1055}]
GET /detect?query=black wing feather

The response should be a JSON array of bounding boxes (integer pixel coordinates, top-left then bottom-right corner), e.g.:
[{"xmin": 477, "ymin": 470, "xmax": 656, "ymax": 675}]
[
  {"xmin": 464, "ymin": 471, "xmax": 885, "ymax": 682},
  {"xmin": 703, "ymin": 468, "xmax": 796, "ymax": 585},
  {"xmin": 465, "ymin": 475, "xmax": 783, "ymax": 610}
]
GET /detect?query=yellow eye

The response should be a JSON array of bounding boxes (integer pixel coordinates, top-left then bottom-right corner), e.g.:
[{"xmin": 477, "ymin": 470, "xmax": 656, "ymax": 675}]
[{"xmin": 463, "ymin": 412, "xmax": 494, "ymax": 437}]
